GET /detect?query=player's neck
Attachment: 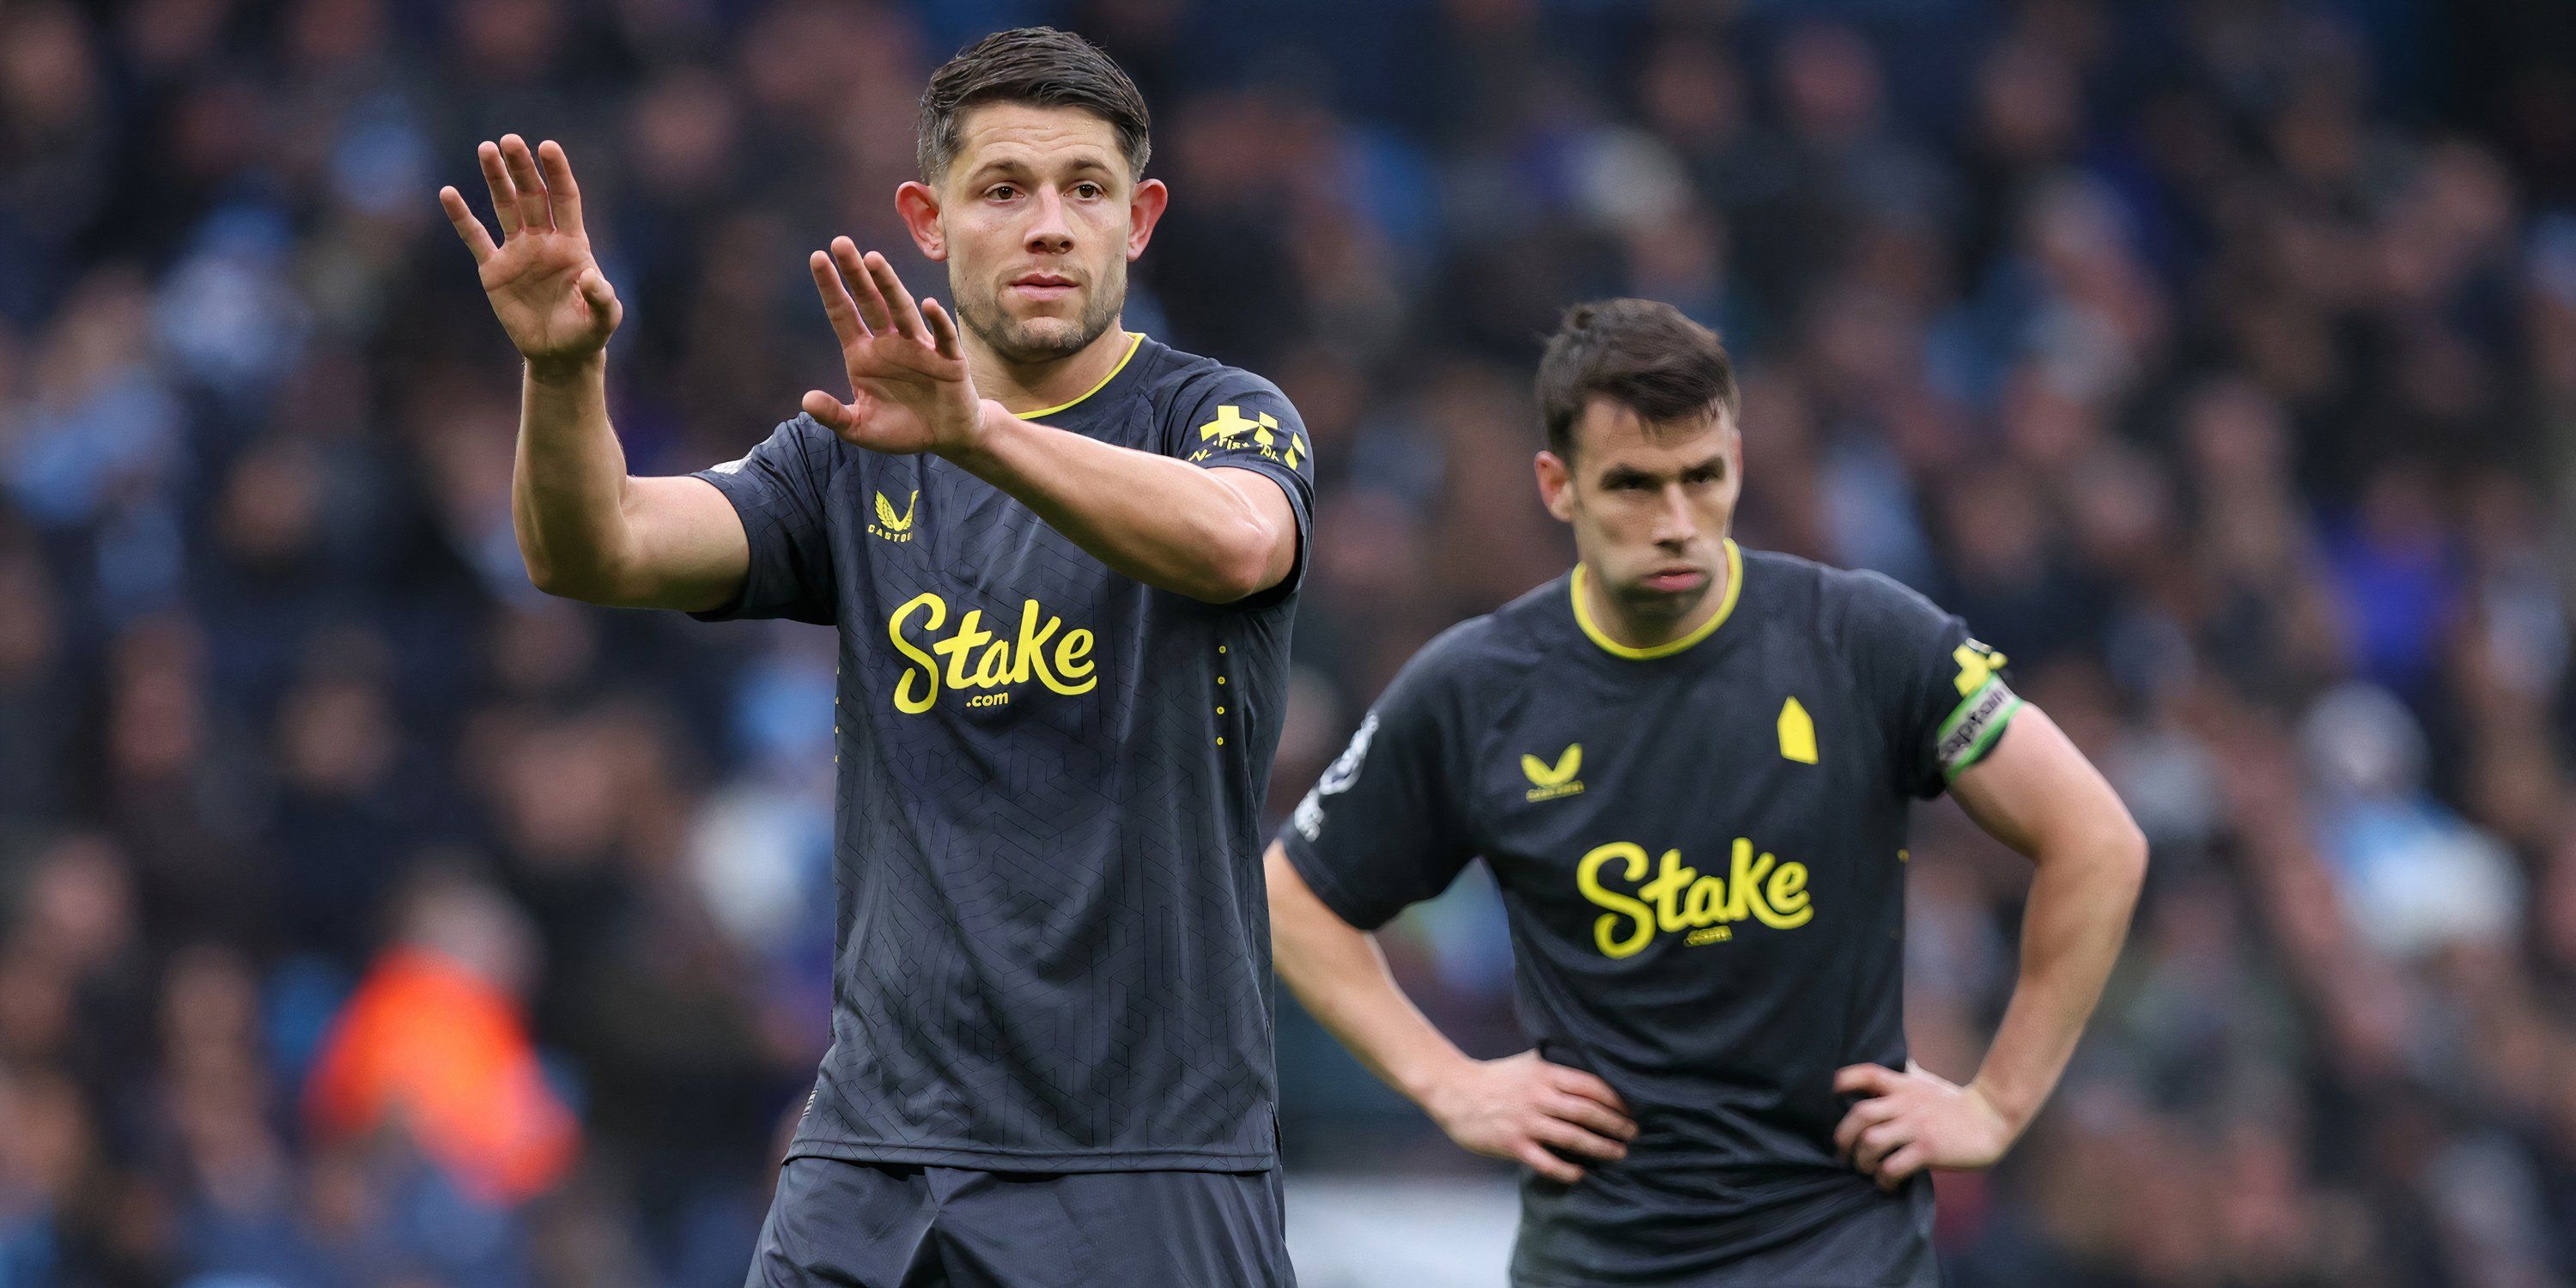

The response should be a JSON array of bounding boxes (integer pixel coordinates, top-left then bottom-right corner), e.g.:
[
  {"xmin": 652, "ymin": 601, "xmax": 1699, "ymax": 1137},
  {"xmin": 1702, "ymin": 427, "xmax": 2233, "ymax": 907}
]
[
  {"xmin": 969, "ymin": 325, "xmax": 1136, "ymax": 416},
  {"xmin": 1577, "ymin": 558, "xmax": 1733, "ymax": 651}
]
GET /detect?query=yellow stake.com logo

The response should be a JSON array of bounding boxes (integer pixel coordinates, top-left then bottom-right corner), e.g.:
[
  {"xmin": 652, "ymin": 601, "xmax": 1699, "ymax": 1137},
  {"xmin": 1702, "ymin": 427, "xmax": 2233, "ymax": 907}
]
[
  {"xmin": 1577, "ymin": 838, "xmax": 1814, "ymax": 957},
  {"xmin": 887, "ymin": 592, "xmax": 1097, "ymax": 713}
]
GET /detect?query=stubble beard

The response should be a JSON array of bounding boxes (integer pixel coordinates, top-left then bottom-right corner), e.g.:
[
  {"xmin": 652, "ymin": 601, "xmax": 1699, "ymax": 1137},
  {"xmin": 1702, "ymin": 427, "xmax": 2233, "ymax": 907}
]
[
  {"xmin": 955, "ymin": 266, "xmax": 1126, "ymax": 365},
  {"xmin": 1610, "ymin": 571, "xmax": 1710, "ymax": 626}
]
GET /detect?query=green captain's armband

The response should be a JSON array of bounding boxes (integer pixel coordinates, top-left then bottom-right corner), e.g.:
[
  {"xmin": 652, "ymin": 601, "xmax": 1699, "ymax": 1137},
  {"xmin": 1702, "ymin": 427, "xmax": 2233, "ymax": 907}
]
[{"xmin": 1935, "ymin": 641, "xmax": 2021, "ymax": 781}]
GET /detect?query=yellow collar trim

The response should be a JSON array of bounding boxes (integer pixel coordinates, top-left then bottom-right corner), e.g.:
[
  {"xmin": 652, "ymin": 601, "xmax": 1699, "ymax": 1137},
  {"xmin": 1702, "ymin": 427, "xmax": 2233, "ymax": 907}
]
[
  {"xmin": 1014, "ymin": 331, "xmax": 1145, "ymax": 419},
  {"xmin": 1571, "ymin": 539, "xmax": 1743, "ymax": 660}
]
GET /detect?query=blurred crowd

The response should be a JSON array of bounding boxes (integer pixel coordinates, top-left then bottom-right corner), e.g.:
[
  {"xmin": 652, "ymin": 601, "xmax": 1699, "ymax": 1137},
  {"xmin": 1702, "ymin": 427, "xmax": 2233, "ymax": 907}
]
[{"xmin": 3, "ymin": 0, "xmax": 2574, "ymax": 1285}]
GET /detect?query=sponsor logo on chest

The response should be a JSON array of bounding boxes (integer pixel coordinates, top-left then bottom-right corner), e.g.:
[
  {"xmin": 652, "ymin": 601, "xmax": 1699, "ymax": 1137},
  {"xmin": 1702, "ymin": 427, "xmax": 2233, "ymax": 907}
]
[
  {"xmin": 1518, "ymin": 704, "xmax": 1823, "ymax": 958},
  {"xmin": 1577, "ymin": 839, "xmax": 1814, "ymax": 957},
  {"xmin": 886, "ymin": 592, "xmax": 1097, "ymax": 714}
]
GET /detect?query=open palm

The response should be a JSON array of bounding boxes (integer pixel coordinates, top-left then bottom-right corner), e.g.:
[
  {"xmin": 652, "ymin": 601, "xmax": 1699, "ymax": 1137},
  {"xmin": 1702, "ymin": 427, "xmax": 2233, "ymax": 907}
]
[
  {"xmin": 439, "ymin": 135, "xmax": 620, "ymax": 368},
  {"xmin": 801, "ymin": 239, "xmax": 995, "ymax": 456}
]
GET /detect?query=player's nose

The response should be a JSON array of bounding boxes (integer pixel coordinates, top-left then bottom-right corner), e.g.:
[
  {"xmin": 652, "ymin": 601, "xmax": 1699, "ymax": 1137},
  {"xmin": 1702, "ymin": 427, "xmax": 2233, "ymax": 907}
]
[
  {"xmin": 1024, "ymin": 188, "xmax": 1075, "ymax": 253},
  {"xmin": 1653, "ymin": 484, "xmax": 1699, "ymax": 544}
]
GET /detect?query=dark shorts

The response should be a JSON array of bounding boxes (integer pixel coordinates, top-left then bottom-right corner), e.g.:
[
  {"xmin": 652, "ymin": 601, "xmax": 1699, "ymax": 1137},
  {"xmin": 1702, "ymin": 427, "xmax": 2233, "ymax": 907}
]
[
  {"xmin": 1513, "ymin": 1176, "xmax": 1939, "ymax": 1287},
  {"xmin": 744, "ymin": 1155, "xmax": 1296, "ymax": 1288}
]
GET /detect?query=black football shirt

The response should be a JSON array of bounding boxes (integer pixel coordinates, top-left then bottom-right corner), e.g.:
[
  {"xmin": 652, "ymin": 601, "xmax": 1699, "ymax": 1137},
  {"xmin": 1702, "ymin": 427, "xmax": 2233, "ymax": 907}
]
[
  {"xmin": 1279, "ymin": 542, "xmax": 2020, "ymax": 1285},
  {"xmin": 690, "ymin": 332, "xmax": 1314, "ymax": 1172}
]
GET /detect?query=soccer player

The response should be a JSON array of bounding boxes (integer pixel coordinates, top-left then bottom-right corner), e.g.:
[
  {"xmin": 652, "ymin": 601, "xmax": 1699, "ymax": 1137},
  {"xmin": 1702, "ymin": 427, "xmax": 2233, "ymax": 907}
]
[
  {"xmin": 439, "ymin": 28, "xmax": 1312, "ymax": 1287},
  {"xmin": 1268, "ymin": 300, "xmax": 2146, "ymax": 1285}
]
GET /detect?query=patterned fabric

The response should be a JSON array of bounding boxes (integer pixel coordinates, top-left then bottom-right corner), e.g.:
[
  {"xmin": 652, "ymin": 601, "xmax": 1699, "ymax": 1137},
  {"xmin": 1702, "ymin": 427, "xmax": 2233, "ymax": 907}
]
[
  {"xmin": 692, "ymin": 335, "xmax": 1313, "ymax": 1171},
  {"xmin": 1282, "ymin": 547, "xmax": 2008, "ymax": 1284}
]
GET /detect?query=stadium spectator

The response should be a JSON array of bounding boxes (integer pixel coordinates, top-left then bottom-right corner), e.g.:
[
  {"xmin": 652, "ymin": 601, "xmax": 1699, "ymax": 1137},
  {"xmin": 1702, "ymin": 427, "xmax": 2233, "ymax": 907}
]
[{"xmin": 1, "ymin": 1, "xmax": 2572, "ymax": 1283}]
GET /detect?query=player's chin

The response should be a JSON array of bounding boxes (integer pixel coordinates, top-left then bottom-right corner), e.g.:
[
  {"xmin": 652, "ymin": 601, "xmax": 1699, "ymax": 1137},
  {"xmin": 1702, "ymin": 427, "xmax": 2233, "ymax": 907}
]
[
  {"xmin": 1007, "ymin": 312, "xmax": 1083, "ymax": 342},
  {"xmin": 999, "ymin": 314, "xmax": 1100, "ymax": 361}
]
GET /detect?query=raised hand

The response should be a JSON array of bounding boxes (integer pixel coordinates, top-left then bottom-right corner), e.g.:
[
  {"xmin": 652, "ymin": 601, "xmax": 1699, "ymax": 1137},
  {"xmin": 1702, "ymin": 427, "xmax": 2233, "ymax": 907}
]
[
  {"xmin": 439, "ymin": 135, "xmax": 621, "ymax": 374},
  {"xmin": 802, "ymin": 238, "xmax": 998, "ymax": 457},
  {"xmin": 1422, "ymin": 1050, "xmax": 1637, "ymax": 1185},
  {"xmin": 1831, "ymin": 1060, "xmax": 2017, "ymax": 1192}
]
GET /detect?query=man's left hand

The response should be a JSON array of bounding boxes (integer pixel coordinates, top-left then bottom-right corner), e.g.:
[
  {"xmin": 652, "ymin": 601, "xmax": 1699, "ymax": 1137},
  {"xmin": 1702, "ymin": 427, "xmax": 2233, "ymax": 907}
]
[
  {"xmin": 1830, "ymin": 1061, "xmax": 2017, "ymax": 1192},
  {"xmin": 803, "ymin": 238, "xmax": 1002, "ymax": 458}
]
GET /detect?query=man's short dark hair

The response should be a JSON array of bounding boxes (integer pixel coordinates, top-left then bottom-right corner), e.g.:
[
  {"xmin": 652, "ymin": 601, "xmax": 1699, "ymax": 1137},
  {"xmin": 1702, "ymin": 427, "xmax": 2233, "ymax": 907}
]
[
  {"xmin": 918, "ymin": 27, "xmax": 1151, "ymax": 184},
  {"xmin": 1536, "ymin": 299, "xmax": 1740, "ymax": 459}
]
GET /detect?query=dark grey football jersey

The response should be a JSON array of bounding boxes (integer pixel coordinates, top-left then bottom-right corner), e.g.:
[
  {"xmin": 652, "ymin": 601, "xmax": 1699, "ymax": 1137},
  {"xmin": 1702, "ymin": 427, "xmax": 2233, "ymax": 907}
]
[
  {"xmin": 1280, "ymin": 542, "xmax": 2018, "ymax": 1285},
  {"xmin": 691, "ymin": 333, "xmax": 1314, "ymax": 1172}
]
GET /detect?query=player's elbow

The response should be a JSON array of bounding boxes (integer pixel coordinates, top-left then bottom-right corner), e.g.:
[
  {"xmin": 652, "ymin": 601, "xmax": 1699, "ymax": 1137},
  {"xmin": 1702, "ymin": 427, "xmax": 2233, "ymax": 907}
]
[
  {"xmin": 2094, "ymin": 812, "xmax": 2149, "ymax": 902},
  {"xmin": 519, "ymin": 519, "xmax": 650, "ymax": 605},
  {"xmin": 522, "ymin": 550, "xmax": 581, "ymax": 599},
  {"xmin": 1212, "ymin": 551, "xmax": 1279, "ymax": 605},
  {"xmin": 522, "ymin": 550, "xmax": 622, "ymax": 605},
  {"xmin": 521, "ymin": 548, "xmax": 569, "ymax": 598},
  {"xmin": 1190, "ymin": 525, "xmax": 1285, "ymax": 604}
]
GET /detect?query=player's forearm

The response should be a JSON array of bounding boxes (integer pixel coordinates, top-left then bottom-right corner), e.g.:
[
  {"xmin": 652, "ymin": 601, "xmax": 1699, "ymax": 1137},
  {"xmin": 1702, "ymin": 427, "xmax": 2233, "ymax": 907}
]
[
  {"xmin": 1267, "ymin": 857, "xmax": 1473, "ymax": 1108},
  {"xmin": 511, "ymin": 354, "xmax": 641, "ymax": 599},
  {"xmin": 947, "ymin": 415, "xmax": 1282, "ymax": 603},
  {"xmin": 1971, "ymin": 819, "xmax": 2146, "ymax": 1137},
  {"xmin": 1280, "ymin": 925, "xmax": 1477, "ymax": 1110}
]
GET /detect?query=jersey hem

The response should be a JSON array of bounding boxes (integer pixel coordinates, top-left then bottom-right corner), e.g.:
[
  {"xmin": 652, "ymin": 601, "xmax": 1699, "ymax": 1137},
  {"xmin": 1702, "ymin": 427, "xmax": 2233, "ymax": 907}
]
[
  {"xmin": 783, "ymin": 1135, "xmax": 1278, "ymax": 1174},
  {"xmin": 1279, "ymin": 831, "xmax": 1394, "ymax": 932},
  {"xmin": 1201, "ymin": 455, "xmax": 1315, "ymax": 611},
  {"xmin": 683, "ymin": 465, "xmax": 795, "ymax": 623}
]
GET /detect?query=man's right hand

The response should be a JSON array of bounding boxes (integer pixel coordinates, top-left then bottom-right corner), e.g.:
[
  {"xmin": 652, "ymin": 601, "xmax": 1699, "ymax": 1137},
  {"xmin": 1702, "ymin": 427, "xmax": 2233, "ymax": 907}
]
[
  {"xmin": 1421, "ymin": 1050, "xmax": 1637, "ymax": 1184},
  {"xmin": 440, "ymin": 135, "xmax": 622, "ymax": 379}
]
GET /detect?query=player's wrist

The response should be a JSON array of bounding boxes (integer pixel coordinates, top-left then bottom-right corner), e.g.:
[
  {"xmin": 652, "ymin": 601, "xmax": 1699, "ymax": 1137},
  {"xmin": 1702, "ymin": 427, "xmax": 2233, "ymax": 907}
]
[
  {"xmin": 937, "ymin": 400, "xmax": 1025, "ymax": 471},
  {"xmin": 1960, "ymin": 1073, "xmax": 2032, "ymax": 1143},
  {"xmin": 1402, "ymin": 1048, "xmax": 1479, "ymax": 1118},
  {"xmin": 525, "ymin": 349, "xmax": 606, "ymax": 387}
]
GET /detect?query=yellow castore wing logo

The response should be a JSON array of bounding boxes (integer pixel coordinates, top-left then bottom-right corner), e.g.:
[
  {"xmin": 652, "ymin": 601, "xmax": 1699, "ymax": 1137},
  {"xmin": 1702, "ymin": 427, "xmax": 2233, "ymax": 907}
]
[
  {"xmin": 872, "ymin": 489, "xmax": 918, "ymax": 538},
  {"xmin": 1522, "ymin": 744, "xmax": 1583, "ymax": 801}
]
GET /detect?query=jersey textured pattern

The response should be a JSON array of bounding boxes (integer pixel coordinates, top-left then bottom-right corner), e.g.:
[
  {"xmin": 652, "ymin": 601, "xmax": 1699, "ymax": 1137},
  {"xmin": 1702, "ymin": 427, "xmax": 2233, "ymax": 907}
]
[
  {"xmin": 1281, "ymin": 543, "xmax": 2012, "ymax": 1285},
  {"xmin": 692, "ymin": 334, "xmax": 1313, "ymax": 1172}
]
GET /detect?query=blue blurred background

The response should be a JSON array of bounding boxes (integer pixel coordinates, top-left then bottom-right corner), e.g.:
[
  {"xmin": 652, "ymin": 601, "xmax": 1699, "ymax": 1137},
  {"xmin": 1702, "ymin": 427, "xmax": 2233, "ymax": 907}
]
[{"xmin": 3, "ymin": 0, "xmax": 2574, "ymax": 1284}]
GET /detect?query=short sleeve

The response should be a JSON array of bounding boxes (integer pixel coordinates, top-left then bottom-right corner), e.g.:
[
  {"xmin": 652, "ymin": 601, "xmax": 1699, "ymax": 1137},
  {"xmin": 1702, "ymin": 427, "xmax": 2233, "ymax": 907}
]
[
  {"xmin": 1277, "ymin": 633, "xmax": 1480, "ymax": 931},
  {"xmin": 1841, "ymin": 571, "xmax": 2024, "ymax": 799},
  {"xmin": 688, "ymin": 414, "xmax": 841, "ymax": 626},
  {"xmin": 1169, "ymin": 374, "xmax": 1315, "ymax": 611}
]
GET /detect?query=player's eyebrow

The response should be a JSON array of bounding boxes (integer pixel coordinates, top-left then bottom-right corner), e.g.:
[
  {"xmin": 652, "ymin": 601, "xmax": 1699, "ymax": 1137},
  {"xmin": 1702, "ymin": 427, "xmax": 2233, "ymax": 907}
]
[
  {"xmin": 963, "ymin": 152, "xmax": 1117, "ymax": 188},
  {"xmin": 1044, "ymin": 155, "xmax": 1121, "ymax": 188},
  {"xmin": 962, "ymin": 156, "xmax": 1035, "ymax": 185}
]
